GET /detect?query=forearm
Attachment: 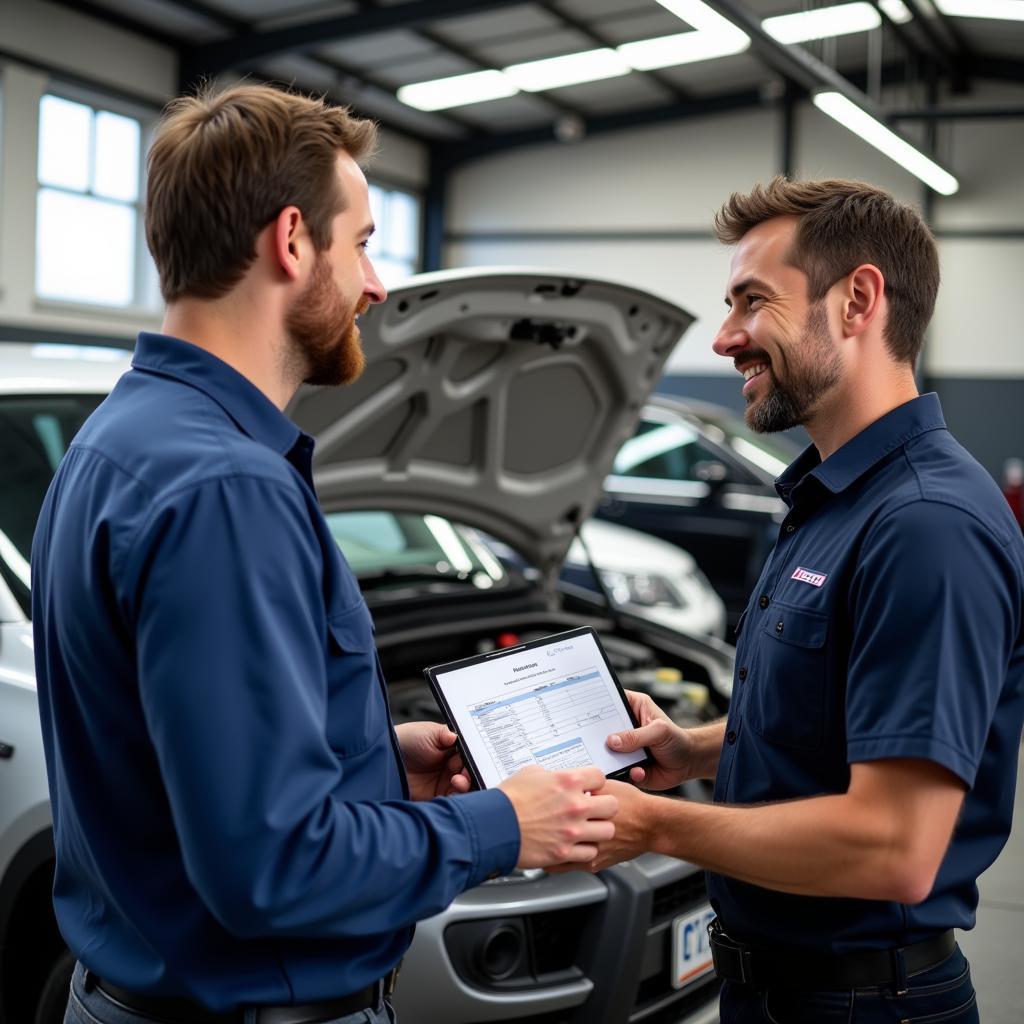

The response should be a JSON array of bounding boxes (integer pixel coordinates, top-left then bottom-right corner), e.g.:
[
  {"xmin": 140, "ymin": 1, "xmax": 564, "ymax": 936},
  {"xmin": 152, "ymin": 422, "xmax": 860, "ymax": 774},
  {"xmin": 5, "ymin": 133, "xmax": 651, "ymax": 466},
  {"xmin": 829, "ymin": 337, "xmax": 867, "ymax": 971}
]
[
  {"xmin": 644, "ymin": 790, "xmax": 931, "ymax": 902},
  {"xmin": 685, "ymin": 719, "xmax": 727, "ymax": 780}
]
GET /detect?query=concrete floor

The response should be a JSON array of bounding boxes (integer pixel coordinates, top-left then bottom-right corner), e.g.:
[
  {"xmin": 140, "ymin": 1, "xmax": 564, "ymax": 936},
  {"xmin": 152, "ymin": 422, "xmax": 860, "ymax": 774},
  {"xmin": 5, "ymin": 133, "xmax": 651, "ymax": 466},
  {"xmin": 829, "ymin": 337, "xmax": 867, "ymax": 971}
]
[{"xmin": 958, "ymin": 745, "xmax": 1024, "ymax": 1023}]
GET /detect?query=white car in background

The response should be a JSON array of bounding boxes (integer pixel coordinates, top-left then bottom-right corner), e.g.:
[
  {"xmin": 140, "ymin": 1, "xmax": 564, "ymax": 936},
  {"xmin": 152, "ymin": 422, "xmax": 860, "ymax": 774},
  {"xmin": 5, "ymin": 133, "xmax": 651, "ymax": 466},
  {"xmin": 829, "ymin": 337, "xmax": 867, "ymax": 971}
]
[{"xmin": 2, "ymin": 268, "xmax": 731, "ymax": 1024}]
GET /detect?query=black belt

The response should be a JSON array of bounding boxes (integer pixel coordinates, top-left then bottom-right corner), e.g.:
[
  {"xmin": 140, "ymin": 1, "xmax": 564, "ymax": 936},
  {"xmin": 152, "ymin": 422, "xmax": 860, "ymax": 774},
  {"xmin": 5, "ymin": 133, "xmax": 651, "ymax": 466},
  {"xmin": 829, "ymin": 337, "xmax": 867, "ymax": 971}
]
[
  {"xmin": 90, "ymin": 966, "xmax": 399, "ymax": 1024},
  {"xmin": 708, "ymin": 919, "xmax": 956, "ymax": 993}
]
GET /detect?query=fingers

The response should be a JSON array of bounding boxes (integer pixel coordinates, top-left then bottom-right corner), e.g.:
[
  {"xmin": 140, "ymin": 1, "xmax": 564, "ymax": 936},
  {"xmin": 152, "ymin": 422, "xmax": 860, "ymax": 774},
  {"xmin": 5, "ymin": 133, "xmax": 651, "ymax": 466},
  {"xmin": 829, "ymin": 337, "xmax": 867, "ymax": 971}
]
[
  {"xmin": 608, "ymin": 718, "xmax": 669, "ymax": 753},
  {"xmin": 583, "ymin": 793, "xmax": 618, "ymax": 821}
]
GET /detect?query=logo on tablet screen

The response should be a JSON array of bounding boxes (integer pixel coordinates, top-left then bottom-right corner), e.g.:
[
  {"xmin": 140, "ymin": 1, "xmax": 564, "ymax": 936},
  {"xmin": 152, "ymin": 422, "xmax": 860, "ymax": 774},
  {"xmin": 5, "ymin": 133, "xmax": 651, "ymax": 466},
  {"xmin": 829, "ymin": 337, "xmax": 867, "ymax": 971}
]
[{"xmin": 791, "ymin": 566, "xmax": 827, "ymax": 587}]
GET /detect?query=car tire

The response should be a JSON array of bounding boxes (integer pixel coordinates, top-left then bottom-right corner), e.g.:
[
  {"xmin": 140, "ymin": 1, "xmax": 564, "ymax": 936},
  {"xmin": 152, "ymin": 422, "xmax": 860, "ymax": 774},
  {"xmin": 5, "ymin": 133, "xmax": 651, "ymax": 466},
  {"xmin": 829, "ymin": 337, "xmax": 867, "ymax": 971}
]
[{"xmin": 33, "ymin": 948, "xmax": 75, "ymax": 1024}]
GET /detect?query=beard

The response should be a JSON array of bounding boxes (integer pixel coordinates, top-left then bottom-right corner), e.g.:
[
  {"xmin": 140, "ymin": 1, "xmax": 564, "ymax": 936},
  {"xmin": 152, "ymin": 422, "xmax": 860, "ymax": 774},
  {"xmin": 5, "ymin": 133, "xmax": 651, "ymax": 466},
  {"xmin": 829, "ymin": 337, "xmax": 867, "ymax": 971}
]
[
  {"xmin": 746, "ymin": 301, "xmax": 843, "ymax": 434},
  {"xmin": 285, "ymin": 253, "xmax": 369, "ymax": 387}
]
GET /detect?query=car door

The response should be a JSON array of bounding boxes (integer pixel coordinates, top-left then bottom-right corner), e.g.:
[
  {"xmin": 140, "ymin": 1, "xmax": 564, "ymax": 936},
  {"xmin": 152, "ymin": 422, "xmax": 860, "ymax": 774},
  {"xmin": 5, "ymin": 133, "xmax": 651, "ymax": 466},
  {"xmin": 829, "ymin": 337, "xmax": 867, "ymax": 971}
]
[{"xmin": 598, "ymin": 411, "xmax": 783, "ymax": 632}]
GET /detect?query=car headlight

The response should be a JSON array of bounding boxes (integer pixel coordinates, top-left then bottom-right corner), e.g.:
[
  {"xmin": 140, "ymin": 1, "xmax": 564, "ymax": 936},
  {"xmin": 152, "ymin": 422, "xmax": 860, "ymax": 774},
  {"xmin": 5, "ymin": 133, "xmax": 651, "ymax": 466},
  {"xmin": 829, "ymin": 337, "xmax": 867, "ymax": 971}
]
[{"xmin": 600, "ymin": 570, "xmax": 685, "ymax": 608}]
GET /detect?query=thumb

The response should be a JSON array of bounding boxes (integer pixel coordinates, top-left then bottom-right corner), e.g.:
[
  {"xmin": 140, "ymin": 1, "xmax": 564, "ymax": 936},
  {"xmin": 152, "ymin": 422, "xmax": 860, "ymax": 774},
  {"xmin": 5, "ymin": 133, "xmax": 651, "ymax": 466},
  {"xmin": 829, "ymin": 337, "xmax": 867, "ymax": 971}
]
[{"xmin": 608, "ymin": 721, "xmax": 663, "ymax": 753}]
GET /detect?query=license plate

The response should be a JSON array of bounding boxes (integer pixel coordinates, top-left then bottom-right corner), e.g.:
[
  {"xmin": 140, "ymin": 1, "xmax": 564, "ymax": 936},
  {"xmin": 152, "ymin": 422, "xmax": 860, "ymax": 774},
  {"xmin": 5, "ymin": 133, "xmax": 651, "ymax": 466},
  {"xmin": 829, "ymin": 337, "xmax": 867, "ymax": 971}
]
[{"xmin": 671, "ymin": 905, "xmax": 716, "ymax": 990}]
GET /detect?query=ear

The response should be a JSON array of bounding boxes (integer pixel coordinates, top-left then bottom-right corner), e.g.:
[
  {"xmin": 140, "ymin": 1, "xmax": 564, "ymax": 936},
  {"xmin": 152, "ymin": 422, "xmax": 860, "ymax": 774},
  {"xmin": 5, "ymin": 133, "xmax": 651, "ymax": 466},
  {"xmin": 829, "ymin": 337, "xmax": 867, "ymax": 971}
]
[
  {"xmin": 840, "ymin": 263, "xmax": 885, "ymax": 339},
  {"xmin": 271, "ymin": 206, "xmax": 305, "ymax": 282}
]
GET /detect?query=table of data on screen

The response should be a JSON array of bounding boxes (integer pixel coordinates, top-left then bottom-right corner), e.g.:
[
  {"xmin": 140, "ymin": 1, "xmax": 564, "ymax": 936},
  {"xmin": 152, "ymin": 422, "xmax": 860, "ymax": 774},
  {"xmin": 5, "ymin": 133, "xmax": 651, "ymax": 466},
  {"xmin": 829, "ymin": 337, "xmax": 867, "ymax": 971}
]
[{"xmin": 468, "ymin": 668, "xmax": 619, "ymax": 779}]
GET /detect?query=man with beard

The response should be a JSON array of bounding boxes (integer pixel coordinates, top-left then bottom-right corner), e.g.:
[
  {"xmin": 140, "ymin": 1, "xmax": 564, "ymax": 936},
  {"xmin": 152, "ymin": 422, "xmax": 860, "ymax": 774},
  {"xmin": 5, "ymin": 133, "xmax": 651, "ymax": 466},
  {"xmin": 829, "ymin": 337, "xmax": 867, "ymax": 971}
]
[
  {"xmin": 31, "ymin": 84, "xmax": 619, "ymax": 1024},
  {"xmin": 581, "ymin": 179, "xmax": 1024, "ymax": 1022}
]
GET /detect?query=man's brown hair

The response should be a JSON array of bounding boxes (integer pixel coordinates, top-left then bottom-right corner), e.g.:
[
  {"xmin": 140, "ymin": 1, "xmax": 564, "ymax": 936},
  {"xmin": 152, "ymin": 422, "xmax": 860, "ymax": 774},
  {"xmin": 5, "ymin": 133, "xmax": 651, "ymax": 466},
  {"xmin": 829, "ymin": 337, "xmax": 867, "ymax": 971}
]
[
  {"xmin": 713, "ymin": 177, "xmax": 939, "ymax": 367},
  {"xmin": 146, "ymin": 82, "xmax": 378, "ymax": 302}
]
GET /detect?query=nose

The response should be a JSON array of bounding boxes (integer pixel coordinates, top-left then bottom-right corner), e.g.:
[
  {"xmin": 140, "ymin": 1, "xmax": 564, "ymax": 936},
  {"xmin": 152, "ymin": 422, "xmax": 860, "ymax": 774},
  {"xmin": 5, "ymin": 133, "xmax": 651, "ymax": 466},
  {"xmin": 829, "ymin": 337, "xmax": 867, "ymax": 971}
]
[
  {"xmin": 712, "ymin": 313, "xmax": 749, "ymax": 360},
  {"xmin": 363, "ymin": 257, "xmax": 387, "ymax": 305}
]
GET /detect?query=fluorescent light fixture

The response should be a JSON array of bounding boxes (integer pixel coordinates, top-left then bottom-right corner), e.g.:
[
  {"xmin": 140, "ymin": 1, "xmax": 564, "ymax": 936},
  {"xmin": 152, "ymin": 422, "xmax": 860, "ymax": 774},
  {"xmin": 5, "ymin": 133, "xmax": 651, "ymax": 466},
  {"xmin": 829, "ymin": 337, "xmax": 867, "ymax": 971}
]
[
  {"xmin": 504, "ymin": 48, "xmax": 632, "ymax": 92},
  {"xmin": 813, "ymin": 91, "xmax": 959, "ymax": 194},
  {"xmin": 878, "ymin": 0, "xmax": 914, "ymax": 23},
  {"xmin": 397, "ymin": 70, "xmax": 518, "ymax": 112},
  {"xmin": 764, "ymin": 2, "xmax": 881, "ymax": 44},
  {"xmin": 654, "ymin": 0, "xmax": 747, "ymax": 35},
  {"xmin": 396, "ymin": 2, "xmax": 751, "ymax": 111},
  {"xmin": 619, "ymin": 28, "xmax": 750, "ymax": 70},
  {"xmin": 936, "ymin": 0, "xmax": 1024, "ymax": 20}
]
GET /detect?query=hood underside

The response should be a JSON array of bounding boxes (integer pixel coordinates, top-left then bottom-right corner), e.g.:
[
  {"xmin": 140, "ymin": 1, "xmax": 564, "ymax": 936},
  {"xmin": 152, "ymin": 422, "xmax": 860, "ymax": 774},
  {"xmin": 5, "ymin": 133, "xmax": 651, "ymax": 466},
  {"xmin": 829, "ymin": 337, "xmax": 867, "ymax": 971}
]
[{"xmin": 288, "ymin": 268, "xmax": 694, "ymax": 588}]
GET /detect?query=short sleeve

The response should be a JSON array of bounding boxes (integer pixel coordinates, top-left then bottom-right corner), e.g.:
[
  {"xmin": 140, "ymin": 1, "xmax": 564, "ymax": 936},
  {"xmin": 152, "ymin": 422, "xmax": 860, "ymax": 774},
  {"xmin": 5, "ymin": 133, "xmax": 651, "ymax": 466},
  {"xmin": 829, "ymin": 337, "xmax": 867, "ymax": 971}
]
[{"xmin": 845, "ymin": 499, "xmax": 1019, "ymax": 787}]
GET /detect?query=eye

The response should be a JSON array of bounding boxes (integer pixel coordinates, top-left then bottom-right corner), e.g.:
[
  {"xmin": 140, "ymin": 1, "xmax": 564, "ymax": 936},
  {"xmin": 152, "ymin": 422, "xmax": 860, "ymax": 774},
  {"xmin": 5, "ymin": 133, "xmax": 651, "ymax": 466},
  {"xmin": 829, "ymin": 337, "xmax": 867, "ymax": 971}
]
[
  {"xmin": 747, "ymin": 294, "xmax": 764, "ymax": 309},
  {"xmin": 358, "ymin": 239, "xmax": 371, "ymax": 252}
]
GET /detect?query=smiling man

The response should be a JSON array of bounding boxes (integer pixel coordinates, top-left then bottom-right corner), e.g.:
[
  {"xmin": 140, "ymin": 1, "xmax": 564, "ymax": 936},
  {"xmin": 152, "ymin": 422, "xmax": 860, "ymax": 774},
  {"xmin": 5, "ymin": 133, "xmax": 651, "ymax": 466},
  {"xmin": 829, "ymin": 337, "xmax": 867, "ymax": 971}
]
[
  {"xmin": 590, "ymin": 178, "xmax": 1024, "ymax": 1023},
  {"xmin": 31, "ymin": 83, "xmax": 618, "ymax": 1024}
]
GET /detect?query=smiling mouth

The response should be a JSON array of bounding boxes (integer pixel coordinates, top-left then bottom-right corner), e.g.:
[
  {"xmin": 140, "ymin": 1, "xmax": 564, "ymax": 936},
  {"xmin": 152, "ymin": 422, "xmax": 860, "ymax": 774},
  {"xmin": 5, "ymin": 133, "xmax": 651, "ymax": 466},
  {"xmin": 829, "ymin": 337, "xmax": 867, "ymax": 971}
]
[{"xmin": 740, "ymin": 362, "xmax": 769, "ymax": 394}]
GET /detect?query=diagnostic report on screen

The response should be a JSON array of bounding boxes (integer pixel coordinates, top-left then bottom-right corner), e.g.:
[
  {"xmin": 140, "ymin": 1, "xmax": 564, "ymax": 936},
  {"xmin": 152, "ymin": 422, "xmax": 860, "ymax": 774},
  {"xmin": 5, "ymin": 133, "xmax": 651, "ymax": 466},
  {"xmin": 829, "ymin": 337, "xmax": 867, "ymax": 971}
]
[{"xmin": 433, "ymin": 631, "xmax": 641, "ymax": 789}]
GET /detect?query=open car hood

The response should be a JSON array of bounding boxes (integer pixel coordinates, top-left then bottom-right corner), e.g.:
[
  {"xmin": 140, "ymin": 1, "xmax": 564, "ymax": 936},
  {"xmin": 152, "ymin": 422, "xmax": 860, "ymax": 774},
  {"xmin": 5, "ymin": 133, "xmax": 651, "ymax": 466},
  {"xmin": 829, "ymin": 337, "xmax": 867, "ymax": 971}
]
[{"xmin": 288, "ymin": 267, "xmax": 694, "ymax": 590}]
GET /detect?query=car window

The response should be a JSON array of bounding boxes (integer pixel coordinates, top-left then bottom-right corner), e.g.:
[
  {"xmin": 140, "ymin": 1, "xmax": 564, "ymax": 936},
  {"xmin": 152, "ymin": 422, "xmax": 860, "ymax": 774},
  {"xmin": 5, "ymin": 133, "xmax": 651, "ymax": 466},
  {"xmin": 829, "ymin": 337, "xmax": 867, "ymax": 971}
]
[
  {"xmin": 0, "ymin": 395, "xmax": 103, "ymax": 614},
  {"xmin": 325, "ymin": 511, "xmax": 508, "ymax": 589},
  {"xmin": 612, "ymin": 420, "xmax": 737, "ymax": 484}
]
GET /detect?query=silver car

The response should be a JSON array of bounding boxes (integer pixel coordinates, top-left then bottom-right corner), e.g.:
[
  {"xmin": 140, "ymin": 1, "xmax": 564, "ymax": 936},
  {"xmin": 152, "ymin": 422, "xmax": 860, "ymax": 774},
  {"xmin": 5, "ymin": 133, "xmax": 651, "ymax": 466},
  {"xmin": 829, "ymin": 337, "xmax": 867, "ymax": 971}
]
[{"xmin": 2, "ymin": 269, "xmax": 730, "ymax": 1024}]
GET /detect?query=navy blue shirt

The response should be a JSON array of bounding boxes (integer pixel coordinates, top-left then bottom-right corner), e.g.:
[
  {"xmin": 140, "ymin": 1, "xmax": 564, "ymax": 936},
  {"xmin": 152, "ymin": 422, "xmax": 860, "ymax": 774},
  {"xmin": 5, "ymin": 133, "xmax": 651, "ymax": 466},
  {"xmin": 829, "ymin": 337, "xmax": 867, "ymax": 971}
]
[
  {"xmin": 709, "ymin": 394, "xmax": 1024, "ymax": 953},
  {"xmin": 31, "ymin": 333, "xmax": 520, "ymax": 1010}
]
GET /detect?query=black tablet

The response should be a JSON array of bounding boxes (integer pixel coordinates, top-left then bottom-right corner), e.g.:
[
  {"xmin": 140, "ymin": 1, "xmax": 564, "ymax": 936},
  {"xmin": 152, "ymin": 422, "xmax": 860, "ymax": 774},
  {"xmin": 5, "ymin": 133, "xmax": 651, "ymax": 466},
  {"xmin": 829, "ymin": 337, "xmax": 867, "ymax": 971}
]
[{"xmin": 424, "ymin": 626, "xmax": 650, "ymax": 790}]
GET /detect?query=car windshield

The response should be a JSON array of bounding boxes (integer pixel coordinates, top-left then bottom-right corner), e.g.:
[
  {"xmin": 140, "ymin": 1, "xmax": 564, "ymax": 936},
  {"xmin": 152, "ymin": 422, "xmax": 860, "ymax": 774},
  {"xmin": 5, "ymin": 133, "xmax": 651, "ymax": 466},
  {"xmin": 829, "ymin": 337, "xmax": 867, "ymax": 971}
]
[
  {"xmin": 0, "ymin": 399, "xmax": 510, "ymax": 619},
  {"xmin": 325, "ymin": 511, "xmax": 509, "ymax": 591},
  {"xmin": 0, "ymin": 394, "xmax": 104, "ymax": 615}
]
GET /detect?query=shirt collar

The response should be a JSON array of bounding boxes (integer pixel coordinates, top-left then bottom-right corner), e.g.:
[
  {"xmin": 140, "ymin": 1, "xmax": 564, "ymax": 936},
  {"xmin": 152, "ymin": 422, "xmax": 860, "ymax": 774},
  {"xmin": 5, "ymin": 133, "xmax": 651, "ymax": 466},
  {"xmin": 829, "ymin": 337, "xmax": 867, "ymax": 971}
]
[
  {"xmin": 776, "ymin": 393, "xmax": 947, "ymax": 502},
  {"xmin": 132, "ymin": 332, "xmax": 302, "ymax": 456}
]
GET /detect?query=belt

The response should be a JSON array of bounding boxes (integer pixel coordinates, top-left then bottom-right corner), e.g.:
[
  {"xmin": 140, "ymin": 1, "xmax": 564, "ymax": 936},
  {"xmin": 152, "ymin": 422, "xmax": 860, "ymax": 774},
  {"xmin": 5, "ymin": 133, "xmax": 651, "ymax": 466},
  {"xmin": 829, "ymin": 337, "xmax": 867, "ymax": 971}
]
[
  {"xmin": 90, "ymin": 966, "xmax": 400, "ymax": 1024},
  {"xmin": 708, "ymin": 919, "xmax": 956, "ymax": 993}
]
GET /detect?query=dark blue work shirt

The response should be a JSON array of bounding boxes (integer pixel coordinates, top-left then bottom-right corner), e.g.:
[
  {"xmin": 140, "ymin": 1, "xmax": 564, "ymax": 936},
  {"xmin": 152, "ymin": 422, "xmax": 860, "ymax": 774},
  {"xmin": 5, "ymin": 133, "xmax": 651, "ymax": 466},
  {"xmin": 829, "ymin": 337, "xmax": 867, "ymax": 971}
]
[
  {"xmin": 709, "ymin": 394, "xmax": 1024, "ymax": 953},
  {"xmin": 31, "ymin": 333, "xmax": 520, "ymax": 1010}
]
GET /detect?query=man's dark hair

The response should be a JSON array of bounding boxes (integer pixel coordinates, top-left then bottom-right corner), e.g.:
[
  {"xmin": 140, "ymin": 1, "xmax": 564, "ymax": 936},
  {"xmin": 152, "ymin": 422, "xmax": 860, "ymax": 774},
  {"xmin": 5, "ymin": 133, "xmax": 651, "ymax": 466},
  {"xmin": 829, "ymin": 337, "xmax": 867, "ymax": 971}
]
[
  {"xmin": 146, "ymin": 82, "xmax": 378, "ymax": 303},
  {"xmin": 714, "ymin": 177, "xmax": 939, "ymax": 367}
]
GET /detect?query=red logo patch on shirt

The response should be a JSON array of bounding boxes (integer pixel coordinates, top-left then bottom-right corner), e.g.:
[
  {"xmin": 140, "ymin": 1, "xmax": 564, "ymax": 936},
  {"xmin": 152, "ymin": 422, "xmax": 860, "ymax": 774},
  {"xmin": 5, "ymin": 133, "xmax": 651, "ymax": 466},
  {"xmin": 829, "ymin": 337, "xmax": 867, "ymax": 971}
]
[{"xmin": 791, "ymin": 566, "xmax": 828, "ymax": 588}]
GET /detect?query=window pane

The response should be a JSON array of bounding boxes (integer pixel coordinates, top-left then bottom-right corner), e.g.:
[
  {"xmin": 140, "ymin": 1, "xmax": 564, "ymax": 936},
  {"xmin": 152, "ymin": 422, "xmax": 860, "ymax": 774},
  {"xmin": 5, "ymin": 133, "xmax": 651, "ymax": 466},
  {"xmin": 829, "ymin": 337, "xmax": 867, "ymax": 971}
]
[
  {"xmin": 38, "ymin": 95, "xmax": 92, "ymax": 192},
  {"xmin": 387, "ymin": 191, "xmax": 419, "ymax": 261},
  {"xmin": 36, "ymin": 189, "xmax": 135, "ymax": 306},
  {"xmin": 94, "ymin": 111, "xmax": 140, "ymax": 201}
]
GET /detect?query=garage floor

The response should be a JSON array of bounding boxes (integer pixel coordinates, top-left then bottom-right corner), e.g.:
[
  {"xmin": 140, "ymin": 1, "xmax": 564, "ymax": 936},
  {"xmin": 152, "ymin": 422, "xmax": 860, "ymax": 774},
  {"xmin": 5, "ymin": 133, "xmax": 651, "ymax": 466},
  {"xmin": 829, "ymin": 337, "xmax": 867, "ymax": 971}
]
[{"xmin": 958, "ymin": 744, "xmax": 1024, "ymax": 1022}]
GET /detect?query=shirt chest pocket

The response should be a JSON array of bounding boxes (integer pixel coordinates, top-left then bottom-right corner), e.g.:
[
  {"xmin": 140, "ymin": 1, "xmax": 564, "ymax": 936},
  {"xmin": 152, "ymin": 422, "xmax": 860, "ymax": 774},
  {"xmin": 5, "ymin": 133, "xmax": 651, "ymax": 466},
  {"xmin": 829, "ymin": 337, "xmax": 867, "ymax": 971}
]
[
  {"xmin": 748, "ymin": 602, "xmax": 828, "ymax": 751},
  {"xmin": 324, "ymin": 599, "xmax": 389, "ymax": 759}
]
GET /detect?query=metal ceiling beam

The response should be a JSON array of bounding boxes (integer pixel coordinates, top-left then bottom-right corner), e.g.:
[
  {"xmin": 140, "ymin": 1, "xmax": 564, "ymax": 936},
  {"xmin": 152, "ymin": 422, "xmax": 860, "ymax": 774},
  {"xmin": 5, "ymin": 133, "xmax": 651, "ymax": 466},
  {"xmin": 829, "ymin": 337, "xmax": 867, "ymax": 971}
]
[
  {"xmin": 432, "ymin": 86, "xmax": 764, "ymax": 170},
  {"xmin": 888, "ymin": 105, "xmax": 1024, "ymax": 121},
  {"xmin": 867, "ymin": 0, "xmax": 954, "ymax": 78},
  {"xmin": 900, "ymin": 0, "xmax": 970, "ymax": 89},
  {"xmin": 160, "ymin": 0, "xmax": 474, "ymax": 141},
  {"xmin": 179, "ymin": 0, "xmax": 534, "ymax": 82}
]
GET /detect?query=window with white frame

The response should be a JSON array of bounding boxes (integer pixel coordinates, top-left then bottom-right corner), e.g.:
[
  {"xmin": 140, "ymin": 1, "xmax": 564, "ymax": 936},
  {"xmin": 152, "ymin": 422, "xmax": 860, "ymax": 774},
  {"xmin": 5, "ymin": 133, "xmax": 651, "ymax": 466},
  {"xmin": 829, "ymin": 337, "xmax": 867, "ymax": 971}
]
[
  {"xmin": 367, "ymin": 183, "xmax": 421, "ymax": 288},
  {"xmin": 36, "ymin": 92, "xmax": 158, "ymax": 309}
]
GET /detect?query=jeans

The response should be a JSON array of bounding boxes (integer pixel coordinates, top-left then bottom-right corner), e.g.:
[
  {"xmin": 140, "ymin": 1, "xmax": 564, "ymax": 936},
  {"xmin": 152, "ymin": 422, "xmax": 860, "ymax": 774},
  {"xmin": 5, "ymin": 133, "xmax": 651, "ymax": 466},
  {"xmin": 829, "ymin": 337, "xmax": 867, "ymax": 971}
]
[
  {"xmin": 65, "ymin": 963, "xmax": 396, "ymax": 1024},
  {"xmin": 719, "ymin": 946, "xmax": 978, "ymax": 1024}
]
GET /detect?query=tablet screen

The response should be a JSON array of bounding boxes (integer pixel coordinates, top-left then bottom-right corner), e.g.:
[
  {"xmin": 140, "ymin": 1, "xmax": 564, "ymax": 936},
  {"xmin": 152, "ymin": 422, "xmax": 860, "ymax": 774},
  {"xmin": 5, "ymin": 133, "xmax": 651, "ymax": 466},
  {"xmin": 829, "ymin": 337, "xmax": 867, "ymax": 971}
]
[{"xmin": 426, "ymin": 627, "xmax": 646, "ymax": 789}]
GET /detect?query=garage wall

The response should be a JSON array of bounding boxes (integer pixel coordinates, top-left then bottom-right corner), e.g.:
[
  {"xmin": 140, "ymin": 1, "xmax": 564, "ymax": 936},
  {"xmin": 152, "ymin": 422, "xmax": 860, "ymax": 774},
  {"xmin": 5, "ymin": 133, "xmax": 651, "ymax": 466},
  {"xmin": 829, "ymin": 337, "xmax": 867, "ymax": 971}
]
[
  {"xmin": 0, "ymin": 2, "xmax": 427, "ymax": 343},
  {"xmin": 444, "ymin": 85, "xmax": 1024, "ymax": 481}
]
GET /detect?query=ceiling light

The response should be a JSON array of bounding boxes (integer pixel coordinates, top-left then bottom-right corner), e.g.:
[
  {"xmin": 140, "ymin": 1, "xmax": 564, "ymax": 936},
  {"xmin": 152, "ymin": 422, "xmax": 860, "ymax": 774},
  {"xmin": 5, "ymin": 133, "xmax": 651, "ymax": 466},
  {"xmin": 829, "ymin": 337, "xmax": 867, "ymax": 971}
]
[
  {"xmin": 504, "ymin": 48, "xmax": 632, "ymax": 92},
  {"xmin": 654, "ymin": 0, "xmax": 747, "ymax": 35},
  {"xmin": 812, "ymin": 91, "xmax": 959, "ymax": 194},
  {"xmin": 397, "ymin": 70, "xmax": 518, "ymax": 112},
  {"xmin": 936, "ymin": 0, "xmax": 1024, "ymax": 20},
  {"xmin": 878, "ymin": 0, "xmax": 914, "ymax": 23},
  {"xmin": 619, "ymin": 28, "xmax": 750, "ymax": 71},
  {"xmin": 764, "ymin": 3, "xmax": 881, "ymax": 44}
]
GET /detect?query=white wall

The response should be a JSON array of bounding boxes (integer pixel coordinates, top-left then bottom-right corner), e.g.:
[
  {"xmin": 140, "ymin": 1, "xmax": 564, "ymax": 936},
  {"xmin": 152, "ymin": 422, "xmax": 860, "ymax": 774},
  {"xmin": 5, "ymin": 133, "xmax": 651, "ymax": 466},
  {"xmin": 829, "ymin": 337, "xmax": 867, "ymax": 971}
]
[
  {"xmin": 444, "ymin": 84, "xmax": 1024, "ymax": 385},
  {"xmin": 447, "ymin": 108, "xmax": 779, "ymax": 374}
]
